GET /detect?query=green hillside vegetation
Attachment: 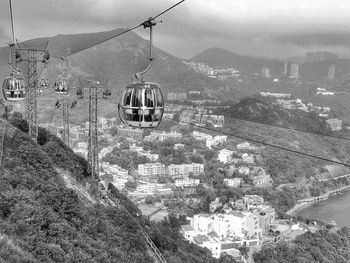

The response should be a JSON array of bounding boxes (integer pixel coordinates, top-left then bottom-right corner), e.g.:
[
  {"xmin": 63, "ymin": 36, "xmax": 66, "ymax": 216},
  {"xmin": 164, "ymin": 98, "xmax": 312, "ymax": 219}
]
[
  {"xmin": 254, "ymin": 228, "xmax": 350, "ymax": 263},
  {"xmin": 0, "ymin": 114, "xmax": 236, "ymax": 263},
  {"xmin": 217, "ymin": 96, "xmax": 350, "ymax": 185},
  {"xmin": 222, "ymin": 95, "xmax": 332, "ymax": 135}
]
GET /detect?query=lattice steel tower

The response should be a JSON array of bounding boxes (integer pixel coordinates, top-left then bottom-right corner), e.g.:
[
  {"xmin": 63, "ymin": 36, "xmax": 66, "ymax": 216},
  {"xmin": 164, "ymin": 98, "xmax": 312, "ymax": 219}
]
[
  {"xmin": 19, "ymin": 46, "xmax": 50, "ymax": 140},
  {"xmin": 62, "ymin": 96, "xmax": 70, "ymax": 146},
  {"xmin": 88, "ymin": 83, "xmax": 99, "ymax": 192}
]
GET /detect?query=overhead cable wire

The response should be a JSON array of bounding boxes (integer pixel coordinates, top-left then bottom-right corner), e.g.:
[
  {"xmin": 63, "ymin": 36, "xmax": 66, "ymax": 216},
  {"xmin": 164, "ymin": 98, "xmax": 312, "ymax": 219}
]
[
  {"xmin": 8, "ymin": 0, "xmax": 15, "ymax": 43},
  {"xmin": 102, "ymin": 98, "xmax": 350, "ymax": 168},
  {"xmin": 54, "ymin": 0, "xmax": 186, "ymax": 60},
  {"xmin": 238, "ymin": 96, "xmax": 350, "ymax": 141},
  {"xmin": 226, "ymin": 115, "xmax": 350, "ymax": 142}
]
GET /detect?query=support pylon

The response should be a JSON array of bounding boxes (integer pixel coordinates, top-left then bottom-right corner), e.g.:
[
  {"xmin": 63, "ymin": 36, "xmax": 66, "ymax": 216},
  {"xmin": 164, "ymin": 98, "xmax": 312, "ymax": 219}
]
[
  {"xmin": 17, "ymin": 45, "xmax": 49, "ymax": 140},
  {"xmin": 0, "ymin": 120, "xmax": 6, "ymax": 169},
  {"xmin": 25, "ymin": 49, "xmax": 38, "ymax": 139},
  {"xmin": 88, "ymin": 84, "xmax": 99, "ymax": 192},
  {"xmin": 62, "ymin": 96, "xmax": 70, "ymax": 146}
]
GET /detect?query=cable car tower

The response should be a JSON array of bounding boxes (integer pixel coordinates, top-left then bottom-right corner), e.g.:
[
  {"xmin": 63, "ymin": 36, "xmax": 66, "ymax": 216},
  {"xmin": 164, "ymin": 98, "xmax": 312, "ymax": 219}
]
[
  {"xmin": 77, "ymin": 80, "xmax": 111, "ymax": 193},
  {"xmin": 23, "ymin": 46, "xmax": 50, "ymax": 139}
]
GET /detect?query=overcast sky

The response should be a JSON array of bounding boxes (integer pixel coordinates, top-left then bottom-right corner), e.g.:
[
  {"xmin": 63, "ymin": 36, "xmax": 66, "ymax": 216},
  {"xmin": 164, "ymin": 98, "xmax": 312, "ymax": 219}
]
[{"xmin": 1, "ymin": 0, "xmax": 350, "ymax": 59}]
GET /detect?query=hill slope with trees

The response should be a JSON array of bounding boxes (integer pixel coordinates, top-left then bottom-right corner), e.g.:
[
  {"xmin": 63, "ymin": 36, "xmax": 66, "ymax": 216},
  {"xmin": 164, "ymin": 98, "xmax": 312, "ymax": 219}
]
[{"xmin": 0, "ymin": 114, "xmax": 235, "ymax": 263}]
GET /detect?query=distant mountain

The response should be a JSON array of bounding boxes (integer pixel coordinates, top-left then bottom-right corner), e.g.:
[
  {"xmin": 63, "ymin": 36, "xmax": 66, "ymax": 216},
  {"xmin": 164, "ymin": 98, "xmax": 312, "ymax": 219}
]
[
  {"xmin": 0, "ymin": 29, "xmax": 222, "ymax": 124},
  {"xmin": 190, "ymin": 47, "xmax": 283, "ymax": 74}
]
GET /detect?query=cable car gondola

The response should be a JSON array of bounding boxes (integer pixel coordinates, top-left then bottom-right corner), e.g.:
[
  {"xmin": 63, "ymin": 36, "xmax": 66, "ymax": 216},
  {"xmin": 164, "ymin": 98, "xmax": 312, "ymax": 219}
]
[
  {"xmin": 118, "ymin": 18, "xmax": 164, "ymax": 128},
  {"xmin": 102, "ymin": 88, "xmax": 111, "ymax": 98},
  {"xmin": 54, "ymin": 78, "xmax": 68, "ymax": 94},
  {"xmin": 2, "ymin": 74, "xmax": 26, "ymax": 102},
  {"xmin": 40, "ymin": 78, "xmax": 50, "ymax": 88},
  {"xmin": 118, "ymin": 82, "xmax": 164, "ymax": 128},
  {"xmin": 77, "ymin": 88, "xmax": 83, "ymax": 99}
]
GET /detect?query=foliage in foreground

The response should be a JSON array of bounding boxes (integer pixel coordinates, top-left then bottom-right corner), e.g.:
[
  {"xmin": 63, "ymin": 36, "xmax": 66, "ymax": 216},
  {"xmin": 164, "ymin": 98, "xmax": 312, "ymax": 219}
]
[{"xmin": 0, "ymin": 117, "xmax": 235, "ymax": 262}]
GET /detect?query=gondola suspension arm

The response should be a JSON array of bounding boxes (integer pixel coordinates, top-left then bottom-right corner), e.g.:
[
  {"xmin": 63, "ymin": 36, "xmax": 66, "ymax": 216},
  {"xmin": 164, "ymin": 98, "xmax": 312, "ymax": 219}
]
[{"xmin": 135, "ymin": 18, "xmax": 161, "ymax": 81}]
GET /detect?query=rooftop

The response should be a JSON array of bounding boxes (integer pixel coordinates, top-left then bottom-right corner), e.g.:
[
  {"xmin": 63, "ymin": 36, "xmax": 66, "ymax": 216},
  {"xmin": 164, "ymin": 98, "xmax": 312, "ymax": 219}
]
[
  {"xmin": 181, "ymin": 225, "xmax": 194, "ymax": 232},
  {"xmin": 194, "ymin": 235, "xmax": 210, "ymax": 245}
]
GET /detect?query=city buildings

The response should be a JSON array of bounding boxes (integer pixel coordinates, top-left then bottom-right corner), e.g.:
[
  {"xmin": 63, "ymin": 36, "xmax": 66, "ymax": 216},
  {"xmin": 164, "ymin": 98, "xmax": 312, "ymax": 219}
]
[
  {"xmin": 289, "ymin": 63, "xmax": 299, "ymax": 78},
  {"xmin": 117, "ymin": 125, "xmax": 143, "ymax": 140},
  {"xmin": 260, "ymin": 92, "xmax": 291, "ymax": 98},
  {"xmin": 237, "ymin": 142, "xmax": 258, "ymax": 151},
  {"xmin": 175, "ymin": 178, "xmax": 200, "ymax": 187},
  {"xmin": 223, "ymin": 178, "xmax": 242, "ymax": 188},
  {"xmin": 326, "ymin": 118, "xmax": 342, "ymax": 131},
  {"xmin": 144, "ymin": 131, "xmax": 182, "ymax": 142},
  {"xmin": 327, "ymin": 64, "xmax": 336, "ymax": 80},
  {"xmin": 206, "ymin": 135, "xmax": 227, "ymax": 149},
  {"xmin": 261, "ymin": 67, "xmax": 270, "ymax": 78},
  {"xmin": 138, "ymin": 163, "xmax": 166, "ymax": 178},
  {"xmin": 167, "ymin": 163, "xmax": 204, "ymax": 179},
  {"xmin": 167, "ymin": 92, "xmax": 187, "ymax": 102},
  {"xmin": 218, "ymin": 149, "xmax": 235, "ymax": 164},
  {"xmin": 182, "ymin": 210, "xmax": 262, "ymax": 258},
  {"xmin": 193, "ymin": 130, "xmax": 213, "ymax": 141}
]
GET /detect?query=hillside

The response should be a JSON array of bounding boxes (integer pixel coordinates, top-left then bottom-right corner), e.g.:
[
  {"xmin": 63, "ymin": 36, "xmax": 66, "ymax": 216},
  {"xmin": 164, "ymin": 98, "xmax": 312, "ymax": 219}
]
[
  {"xmin": 0, "ymin": 29, "xmax": 223, "ymax": 124},
  {"xmin": 0, "ymin": 114, "xmax": 234, "ymax": 263},
  {"xmin": 190, "ymin": 47, "xmax": 282, "ymax": 74},
  {"xmin": 222, "ymin": 95, "xmax": 332, "ymax": 135},
  {"xmin": 217, "ymin": 95, "xmax": 350, "ymax": 185}
]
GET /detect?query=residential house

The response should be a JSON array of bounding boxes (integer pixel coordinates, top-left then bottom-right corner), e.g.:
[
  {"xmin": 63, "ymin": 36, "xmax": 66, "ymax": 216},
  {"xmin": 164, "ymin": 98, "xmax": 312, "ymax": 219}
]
[{"xmin": 218, "ymin": 149, "xmax": 234, "ymax": 164}]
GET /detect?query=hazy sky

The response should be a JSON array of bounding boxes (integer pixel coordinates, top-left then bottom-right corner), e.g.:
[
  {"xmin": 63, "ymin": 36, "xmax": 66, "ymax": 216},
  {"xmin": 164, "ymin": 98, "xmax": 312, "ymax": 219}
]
[{"xmin": 1, "ymin": 0, "xmax": 350, "ymax": 59}]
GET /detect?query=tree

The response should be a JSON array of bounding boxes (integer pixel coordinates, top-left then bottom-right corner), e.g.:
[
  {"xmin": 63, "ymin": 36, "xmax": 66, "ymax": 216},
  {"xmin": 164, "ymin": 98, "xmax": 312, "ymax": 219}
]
[
  {"xmin": 120, "ymin": 141, "xmax": 130, "ymax": 150},
  {"xmin": 190, "ymin": 154, "xmax": 203, "ymax": 164},
  {"xmin": 125, "ymin": 180, "xmax": 137, "ymax": 189},
  {"xmin": 145, "ymin": 195, "xmax": 155, "ymax": 204}
]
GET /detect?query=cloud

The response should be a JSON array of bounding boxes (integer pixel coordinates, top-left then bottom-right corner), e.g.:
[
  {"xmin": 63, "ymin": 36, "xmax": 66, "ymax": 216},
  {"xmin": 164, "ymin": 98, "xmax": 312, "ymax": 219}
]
[{"xmin": 2, "ymin": 0, "xmax": 350, "ymax": 58}]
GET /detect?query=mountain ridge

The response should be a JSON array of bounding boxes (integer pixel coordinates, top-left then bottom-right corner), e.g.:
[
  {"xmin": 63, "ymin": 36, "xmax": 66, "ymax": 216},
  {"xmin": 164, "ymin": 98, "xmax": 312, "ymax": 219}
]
[{"xmin": 190, "ymin": 47, "xmax": 283, "ymax": 74}]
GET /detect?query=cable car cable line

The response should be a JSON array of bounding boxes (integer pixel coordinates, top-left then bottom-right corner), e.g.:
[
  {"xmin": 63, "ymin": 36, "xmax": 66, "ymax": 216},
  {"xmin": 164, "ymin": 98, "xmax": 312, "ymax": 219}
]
[
  {"xmin": 55, "ymin": 0, "xmax": 185, "ymax": 60},
  {"xmin": 226, "ymin": 115, "xmax": 350, "ymax": 142},
  {"xmin": 8, "ymin": 0, "xmax": 15, "ymax": 44},
  {"xmin": 102, "ymin": 98, "xmax": 350, "ymax": 168}
]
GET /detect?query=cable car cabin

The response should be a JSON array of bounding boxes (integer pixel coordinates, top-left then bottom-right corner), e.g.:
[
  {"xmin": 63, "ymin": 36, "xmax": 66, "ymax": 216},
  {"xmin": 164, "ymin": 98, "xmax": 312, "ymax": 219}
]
[
  {"xmin": 54, "ymin": 78, "xmax": 68, "ymax": 94},
  {"xmin": 2, "ymin": 75, "xmax": 26, "ymax": 102},
  {"xmin": 40, "ymin": 78, "xmax": 49, "ymax": 88},
  {"xmin": 76, "ymin": 88, "xmax": 83, "ymax": 98},
  {"xmin": 103, "ymin": 88, "xmax": 111, "ymax": 98},
  {"xmin": 118, "ymin": 82, "xmax": 164, "ymax": 128}
]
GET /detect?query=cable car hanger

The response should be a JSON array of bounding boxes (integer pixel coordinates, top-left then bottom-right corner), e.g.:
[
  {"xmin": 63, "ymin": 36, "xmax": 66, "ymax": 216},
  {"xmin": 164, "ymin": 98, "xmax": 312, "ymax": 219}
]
[
  {"xmin": 118, "ymin": 17, "xmax": 165, "ymax": 129},
  {"xmin": 135, "ymin": 18, "xmax": 161, "ymax": 81}
]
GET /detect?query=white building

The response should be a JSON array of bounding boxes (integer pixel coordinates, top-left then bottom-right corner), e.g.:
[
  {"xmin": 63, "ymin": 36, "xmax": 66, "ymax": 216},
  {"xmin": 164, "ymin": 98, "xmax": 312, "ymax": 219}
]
[
  {"xmin": 175, "ymin": 178, "xmax": 200, "ymax": 187},
  {"xmin": 144, "ymin": 131, "xmax": 182, "ymax": 142},
  {"xmin": 117, "ymin": 125, "xmax": 143, "ymax": 140},
  {"xmin": 223, "ymin": 178, "xmax": 242, "ymax": 188},
  {"xmin": 100, "ymin": 162, "xmax": 129, "ymax": 179},
  {"xmin": 167, "ymin": 163, "xmax": 204, "ymax": 179},
  {"xmin": 193, "ymin": 130, "xmax": 213, "ymax": 141},
  {"xmin": 206, "ymin": 135, "xmax": 227, "ymax": 149},
  {"xmin": 138, "ymin": 163, "xmax": 166, "ymax": 178},
  {"xmin": 218, "ymin": 149, "xmax": 234, "ymax": 164},
  {"xmin": 237, "ymin": 142, "xmax": 258, "ymax": 151}
]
